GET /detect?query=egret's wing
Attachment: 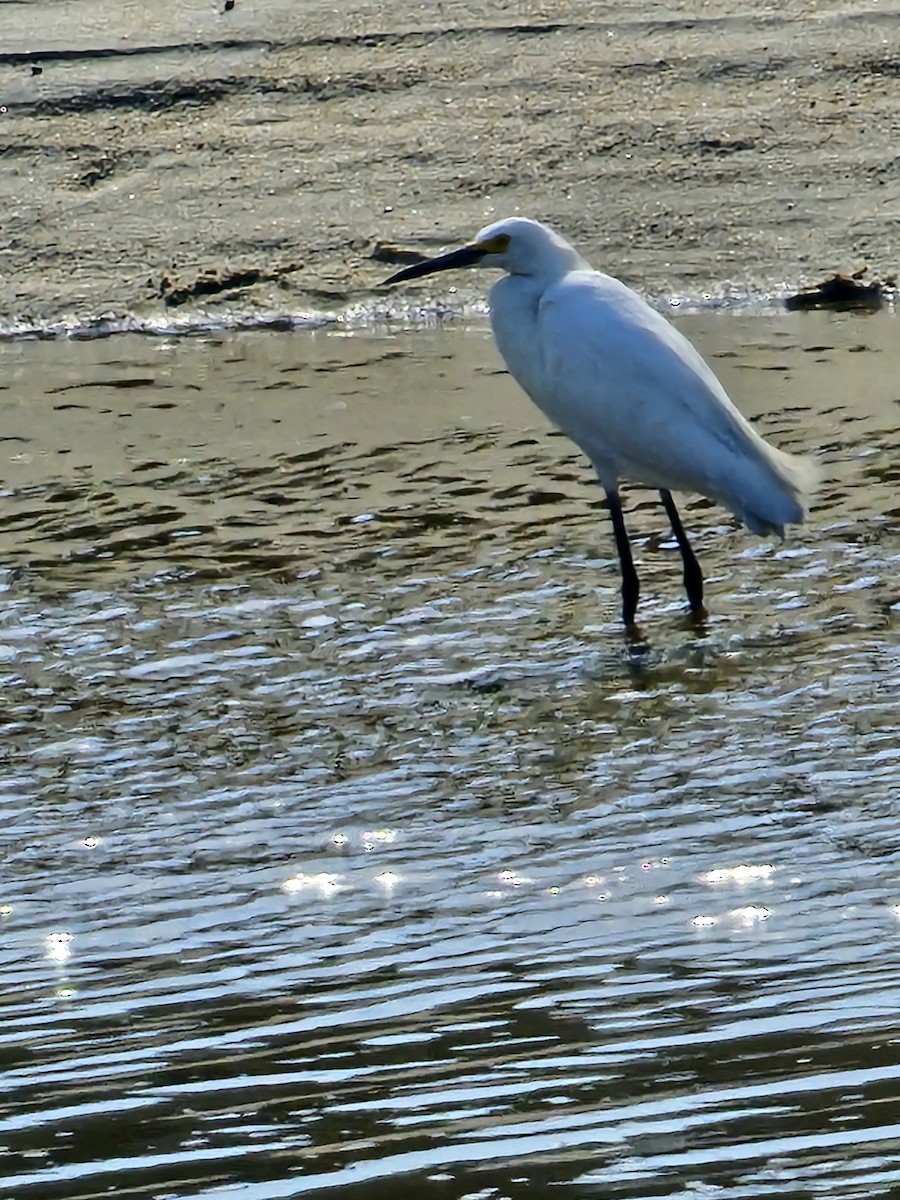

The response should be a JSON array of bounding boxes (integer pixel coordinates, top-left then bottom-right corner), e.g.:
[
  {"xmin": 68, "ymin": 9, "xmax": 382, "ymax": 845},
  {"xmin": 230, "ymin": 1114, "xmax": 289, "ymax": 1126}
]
[
  {"xmin": 536, "ymin": 273, "xmax": 750, "ymax": 487},
  {"xmin": 536, "ymin": 272, "xmax": 812, "ymax": 525}
]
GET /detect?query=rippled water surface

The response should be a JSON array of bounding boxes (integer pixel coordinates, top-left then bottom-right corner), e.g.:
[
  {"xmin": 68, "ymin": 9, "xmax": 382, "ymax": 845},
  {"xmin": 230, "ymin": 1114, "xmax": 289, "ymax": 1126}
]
[{"xmin": 1, "ymin": 314, "xmax": 899, "ymax": 1200}]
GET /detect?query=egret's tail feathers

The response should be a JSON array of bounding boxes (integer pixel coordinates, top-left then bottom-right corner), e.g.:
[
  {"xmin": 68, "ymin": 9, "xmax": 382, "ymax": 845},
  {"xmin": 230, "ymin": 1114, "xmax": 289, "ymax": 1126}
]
[
  {"xmin": 739, "ymin": 445, "xmax": 819, "ymax": 538},
  {"xmin": 741, "ymin": 509, "xmax": 790, "ymax": 538},
  {"xmin": 771, "ymin": 444, "xmax": 820, "ymax": 513}
]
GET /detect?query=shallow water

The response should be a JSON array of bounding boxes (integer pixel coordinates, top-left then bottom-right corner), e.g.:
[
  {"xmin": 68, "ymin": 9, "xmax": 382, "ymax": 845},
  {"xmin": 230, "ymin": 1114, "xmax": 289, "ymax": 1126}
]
[{"xmin": 1, "ymin": 313, "xmax": 898, "ymax": 1200}]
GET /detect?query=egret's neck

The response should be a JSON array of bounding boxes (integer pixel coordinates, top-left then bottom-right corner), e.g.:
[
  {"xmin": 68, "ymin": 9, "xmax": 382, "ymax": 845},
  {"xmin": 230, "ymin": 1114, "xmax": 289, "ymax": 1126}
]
[{"xmin": 509, "ymin": 238, "xmax": 588, "ymax": 284}]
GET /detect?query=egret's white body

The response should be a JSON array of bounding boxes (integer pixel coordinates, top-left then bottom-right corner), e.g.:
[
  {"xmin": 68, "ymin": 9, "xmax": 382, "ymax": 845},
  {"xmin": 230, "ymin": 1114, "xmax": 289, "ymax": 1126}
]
[
  {"xmin": 488, "ymin": 237, "xmax": 809, "ymax": 535},
  {"xmin": 383, "ymin": 217, "xmax": 815, "ymax": 625}
]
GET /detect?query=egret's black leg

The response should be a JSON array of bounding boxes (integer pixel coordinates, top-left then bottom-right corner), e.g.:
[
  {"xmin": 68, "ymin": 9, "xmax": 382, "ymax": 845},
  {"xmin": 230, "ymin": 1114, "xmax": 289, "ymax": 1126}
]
[
  {"xmin": 605, "ymin": 488, "xmax": 640, "ymax": 626},
  {"xmin": 659, "ymin": 488, "xmax": 704, "ymax": 614}
]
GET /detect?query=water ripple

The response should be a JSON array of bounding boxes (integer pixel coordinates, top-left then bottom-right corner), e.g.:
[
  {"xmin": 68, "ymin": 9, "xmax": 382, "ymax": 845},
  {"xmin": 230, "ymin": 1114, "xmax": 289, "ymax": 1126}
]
[{"xmin": 0, "ymin": 316, "xmax": 898, "ymax": 1200}]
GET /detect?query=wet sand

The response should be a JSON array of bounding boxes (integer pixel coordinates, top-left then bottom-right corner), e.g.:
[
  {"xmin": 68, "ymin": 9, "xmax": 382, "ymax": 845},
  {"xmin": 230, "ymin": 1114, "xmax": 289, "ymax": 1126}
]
[{"xmin": 3, "ymin": 0, "xmax": 900, "ymax": 326}]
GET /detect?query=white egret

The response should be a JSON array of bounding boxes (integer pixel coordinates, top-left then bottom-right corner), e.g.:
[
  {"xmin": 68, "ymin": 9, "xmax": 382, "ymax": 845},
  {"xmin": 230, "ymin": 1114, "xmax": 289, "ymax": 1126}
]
[{"xmin": 382, "ymin": 217, "xmax": 815, "ymax": 627}]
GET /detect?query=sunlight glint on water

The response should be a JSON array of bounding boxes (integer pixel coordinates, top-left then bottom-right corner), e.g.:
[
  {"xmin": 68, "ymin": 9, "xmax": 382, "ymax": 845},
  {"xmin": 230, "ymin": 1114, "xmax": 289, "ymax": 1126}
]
[{"xmin": 0, "ymin": 314, "xmax": 898, "ymax": 1200}]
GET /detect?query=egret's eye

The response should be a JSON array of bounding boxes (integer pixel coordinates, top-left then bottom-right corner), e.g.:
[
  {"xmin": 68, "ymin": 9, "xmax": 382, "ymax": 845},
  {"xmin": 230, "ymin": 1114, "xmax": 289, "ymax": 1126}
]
[{"xmin": 476, "ymin": 233, "xmax": 511, "ymax": 255}]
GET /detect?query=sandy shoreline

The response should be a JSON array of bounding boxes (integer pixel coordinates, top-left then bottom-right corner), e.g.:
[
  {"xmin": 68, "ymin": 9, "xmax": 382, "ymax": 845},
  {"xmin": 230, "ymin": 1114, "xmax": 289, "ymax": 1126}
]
[{"xmin": 2, "ymin": 0, "xmax": 898, "ymax": 330}]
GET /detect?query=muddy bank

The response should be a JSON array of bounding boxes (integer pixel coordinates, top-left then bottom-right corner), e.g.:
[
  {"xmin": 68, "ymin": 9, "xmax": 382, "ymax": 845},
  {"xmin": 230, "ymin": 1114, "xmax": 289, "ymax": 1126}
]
[{"xmin": 1, "ymin": 0, "xmax": 899, "ymax": 327}]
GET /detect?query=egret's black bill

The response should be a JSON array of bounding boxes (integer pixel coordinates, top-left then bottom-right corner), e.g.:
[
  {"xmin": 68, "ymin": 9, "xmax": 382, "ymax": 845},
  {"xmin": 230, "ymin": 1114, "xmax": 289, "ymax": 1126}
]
[{"xmin": 381, "ymin": 244, "xmax": 484, "ymax": 286}]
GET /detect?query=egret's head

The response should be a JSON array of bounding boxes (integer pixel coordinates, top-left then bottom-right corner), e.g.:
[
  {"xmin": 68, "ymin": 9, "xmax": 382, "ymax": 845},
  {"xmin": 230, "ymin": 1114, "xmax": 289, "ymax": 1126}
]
[{"xmin": 381, "ymin": 217, "xmax": 585, "ymax": 286}]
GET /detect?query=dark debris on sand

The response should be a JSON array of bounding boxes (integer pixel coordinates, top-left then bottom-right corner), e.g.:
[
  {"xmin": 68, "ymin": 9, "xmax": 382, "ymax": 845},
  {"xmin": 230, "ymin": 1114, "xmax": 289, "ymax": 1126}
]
[
  {"xmin": 784, "ymin": 268, "xmax": 894, "ymax": 312},
  {"xmin": 155, "ymin": 263, "xmax": 301, "ymax": 308},
  {"xmin": 368, "ymin": 241, "xmax": 432, "ymax": 267}
]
